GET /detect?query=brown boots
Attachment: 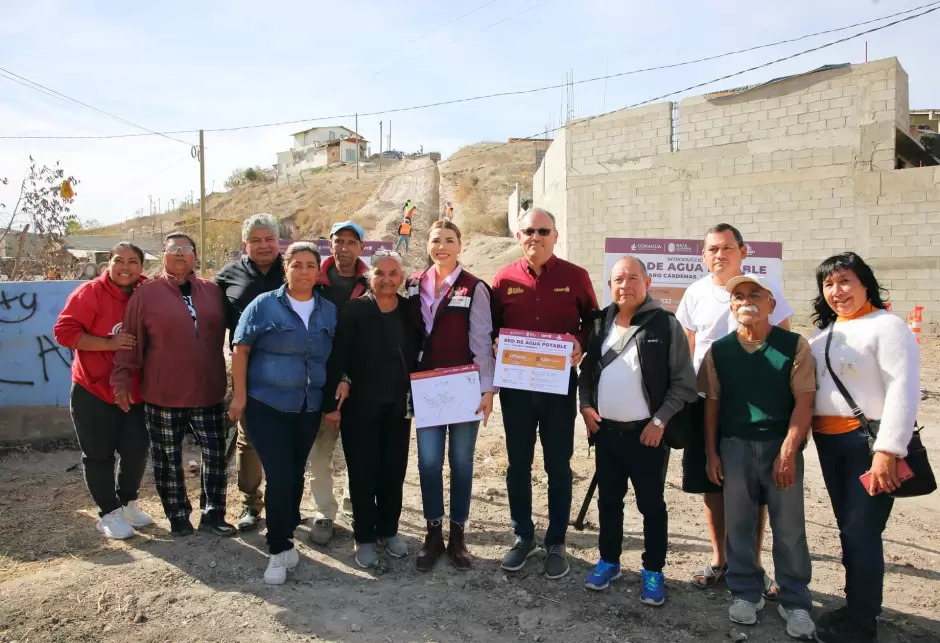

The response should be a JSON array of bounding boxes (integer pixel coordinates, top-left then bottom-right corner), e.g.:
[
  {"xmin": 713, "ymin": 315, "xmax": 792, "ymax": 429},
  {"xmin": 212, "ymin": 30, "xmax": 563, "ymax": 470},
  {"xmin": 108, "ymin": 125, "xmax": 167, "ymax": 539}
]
[
  {"xmin": 416, "ymin": 521, "xmax": 472, "ymax": 571},
  {"xmin": 416, "ymin": 521, "xmax": 446, "ymax": 571},
  {"xmin": 447, "ymin": 522, "xmax": 472, "ymax": 571}
]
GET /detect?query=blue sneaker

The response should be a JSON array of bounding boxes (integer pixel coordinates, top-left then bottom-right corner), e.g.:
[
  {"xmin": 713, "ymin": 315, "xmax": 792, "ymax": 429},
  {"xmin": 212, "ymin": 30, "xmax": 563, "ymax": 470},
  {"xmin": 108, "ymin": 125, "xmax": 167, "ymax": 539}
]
[
  {"xmin": 584, "ymin": 559, "xmax": 621, "ymax": 591},
  {"xmin": 640, "ymin": 569, "xmax": 666, "ymax": 606}
]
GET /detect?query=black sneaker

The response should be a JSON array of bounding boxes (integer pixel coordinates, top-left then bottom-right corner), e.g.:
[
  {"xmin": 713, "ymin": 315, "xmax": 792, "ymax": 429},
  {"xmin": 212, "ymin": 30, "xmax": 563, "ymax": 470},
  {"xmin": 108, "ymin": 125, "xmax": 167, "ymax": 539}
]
[
  {"xmin": 170, "ymin": 518, "xmax": 194, "ymax": 537},
  {"xmin": 500, "ymin": 537, "xmax": 539, "ymax": 571},
  {"xmin": 198, "ymin": 511, "xmax": 237, "ymax": 538},
  {"xmin": 816, "ymin": 606, "xmax": 851, "ymax": 631},
  {"xmin": 235, "ymin": 507, "xmax": 260, "ymax": 531},
  {"xmin": 543, "ymin": 544, "xmax": 570, "ymax": 580}
]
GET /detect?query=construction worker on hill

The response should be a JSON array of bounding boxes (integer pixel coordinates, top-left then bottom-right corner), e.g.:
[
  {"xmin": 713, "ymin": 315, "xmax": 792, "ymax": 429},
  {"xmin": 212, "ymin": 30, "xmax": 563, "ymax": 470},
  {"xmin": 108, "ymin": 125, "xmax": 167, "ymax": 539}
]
[
  {"xmin": 442, "ymin": 201, "xmax": 455, "ymax": 222},
  {"xmin": 403, "ymin": 200, "xmax": 417, "ymax": 221},
  {"xmin": 395, "ymin": 218, "xmax": 412, "ymax": 253}
]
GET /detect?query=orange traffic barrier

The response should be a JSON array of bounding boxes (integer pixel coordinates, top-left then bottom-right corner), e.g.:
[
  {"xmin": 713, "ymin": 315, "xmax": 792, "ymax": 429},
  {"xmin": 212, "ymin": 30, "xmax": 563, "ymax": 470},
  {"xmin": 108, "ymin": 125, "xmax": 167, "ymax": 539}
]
[{"xmin": 908, "ymin": 306, "xmax": 924, "ymax": 344}]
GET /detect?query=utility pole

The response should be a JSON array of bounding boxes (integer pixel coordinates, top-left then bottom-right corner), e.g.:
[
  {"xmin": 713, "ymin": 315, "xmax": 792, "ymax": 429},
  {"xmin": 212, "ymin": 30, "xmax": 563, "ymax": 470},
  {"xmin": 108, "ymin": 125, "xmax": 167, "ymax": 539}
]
[
  {"xmin": 388, "ymin": 120, "xmax": 392, "ymax": 152},
  {"xmin": 198, "ymin": 129, "xmax": 207, "ymax": 276},
  {"xmin": 148, "ymin": 194, "xmax": 153, "ymax": 215},
  {"xmin": 379, "ymin": 121, "xmax": 383, "ymax": 155},
  {"xmin": 355, "ymin": 112, "xmax": 360, "ymax": 179}
]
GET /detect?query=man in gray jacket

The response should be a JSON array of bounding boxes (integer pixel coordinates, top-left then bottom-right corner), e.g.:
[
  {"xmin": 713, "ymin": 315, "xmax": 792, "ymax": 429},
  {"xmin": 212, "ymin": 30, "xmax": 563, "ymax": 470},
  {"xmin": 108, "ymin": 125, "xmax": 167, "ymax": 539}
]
[{"xmin": 578, "ymin": 255, "xmax": 697, "ymax": 605}]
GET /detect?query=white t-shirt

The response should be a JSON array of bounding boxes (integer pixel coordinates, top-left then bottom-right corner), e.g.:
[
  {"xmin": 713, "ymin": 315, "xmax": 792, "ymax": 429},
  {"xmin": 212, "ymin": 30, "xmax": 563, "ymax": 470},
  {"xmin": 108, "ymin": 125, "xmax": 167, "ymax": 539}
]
[
  {"xmin": 596, "ymin": 324, "xmax": 651, "ymax": 422},
  {"xmin": 287, "ymin": 294, "xmax": 315, "ymax": 329},
  {"xmin": 676, "ymin": 274, "xmax": 793, "ymax": 373}
]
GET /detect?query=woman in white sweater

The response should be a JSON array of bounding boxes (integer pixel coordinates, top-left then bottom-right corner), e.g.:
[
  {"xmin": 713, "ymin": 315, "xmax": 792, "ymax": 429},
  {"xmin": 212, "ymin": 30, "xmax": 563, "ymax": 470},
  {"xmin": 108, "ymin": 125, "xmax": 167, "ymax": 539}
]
[{"xmin": 808, "ymin": 252, "xmax": 920, "ymax": 643}]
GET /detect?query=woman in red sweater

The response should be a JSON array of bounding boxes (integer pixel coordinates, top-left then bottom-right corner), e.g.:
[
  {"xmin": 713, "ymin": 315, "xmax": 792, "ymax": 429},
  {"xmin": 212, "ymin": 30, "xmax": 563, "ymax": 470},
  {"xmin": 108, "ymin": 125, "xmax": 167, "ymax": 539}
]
[{"xmin": 54, "ymin": 242, "xmax": 150, "ymax": 540}]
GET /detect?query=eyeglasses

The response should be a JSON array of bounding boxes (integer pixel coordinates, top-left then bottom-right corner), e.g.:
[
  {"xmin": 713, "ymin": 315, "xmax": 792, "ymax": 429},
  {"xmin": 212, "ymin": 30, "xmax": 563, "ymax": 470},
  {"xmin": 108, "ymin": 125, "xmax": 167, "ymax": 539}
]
[
  {"xmin": 731, "ymin": 291, "xmax": 770, "ymax": 304},
  {"xmin": 372, "ymin": 249, "xmax": 402, "ymax": 259},
  {"xmin": 520, "ymin": 227, "xmax": 554, "ymax": 237},
  {"xmin": 164, "ymin": 245, "xmax": 195, "ymax": 255}
]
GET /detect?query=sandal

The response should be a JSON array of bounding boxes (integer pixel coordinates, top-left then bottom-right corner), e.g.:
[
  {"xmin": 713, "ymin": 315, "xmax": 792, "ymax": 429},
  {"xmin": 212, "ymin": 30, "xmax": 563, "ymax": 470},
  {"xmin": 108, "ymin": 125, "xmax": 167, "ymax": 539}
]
[
  {"xmin": 762, "ymin": 575, "xmax": 780, "ymax": 600},
  {"xmin": 691, "ymin": 562, "xmax": 727, "ymax": 589}
]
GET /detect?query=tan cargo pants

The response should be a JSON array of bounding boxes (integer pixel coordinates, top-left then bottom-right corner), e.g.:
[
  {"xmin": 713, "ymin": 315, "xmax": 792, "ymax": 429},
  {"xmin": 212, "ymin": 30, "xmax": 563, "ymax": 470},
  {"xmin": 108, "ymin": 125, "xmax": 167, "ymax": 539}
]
[{"xmin": 306, "ymin": 416, "xmax": 350, "ymax": 521}]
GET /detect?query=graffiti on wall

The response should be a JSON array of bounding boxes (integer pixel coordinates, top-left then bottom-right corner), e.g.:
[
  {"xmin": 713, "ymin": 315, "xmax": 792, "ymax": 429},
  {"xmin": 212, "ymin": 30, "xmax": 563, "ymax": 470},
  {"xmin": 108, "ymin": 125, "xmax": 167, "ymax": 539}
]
[{"xmin": 0, "ymin": 281, "xmax": 80, "ymax": 408}]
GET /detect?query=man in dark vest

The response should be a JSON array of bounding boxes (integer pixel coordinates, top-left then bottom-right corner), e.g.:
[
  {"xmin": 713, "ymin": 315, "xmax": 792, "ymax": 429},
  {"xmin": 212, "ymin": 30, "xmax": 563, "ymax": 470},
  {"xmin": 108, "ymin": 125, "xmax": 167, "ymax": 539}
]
[
  {"xmin": 214, "ymin": 213, "xmax": 286, "ymax": 531},
  {"xmin": 701, "ymin": 274, "xmax": 817, "ymax": 640},
  {"xmin": 578, "ymin": 256, "xmax": 697, "ymax": 606},
  {"xmin": 307, "ymin": 220, "xmax": 370, "ymax": 546}
]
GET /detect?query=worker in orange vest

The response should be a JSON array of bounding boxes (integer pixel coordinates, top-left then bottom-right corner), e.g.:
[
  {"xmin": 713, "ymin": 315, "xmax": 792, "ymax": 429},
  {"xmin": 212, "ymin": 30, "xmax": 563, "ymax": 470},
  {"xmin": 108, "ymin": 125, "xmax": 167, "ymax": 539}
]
[{"xmin": 395, "ymin": 218, "xmax": 412, "ymax": 253}]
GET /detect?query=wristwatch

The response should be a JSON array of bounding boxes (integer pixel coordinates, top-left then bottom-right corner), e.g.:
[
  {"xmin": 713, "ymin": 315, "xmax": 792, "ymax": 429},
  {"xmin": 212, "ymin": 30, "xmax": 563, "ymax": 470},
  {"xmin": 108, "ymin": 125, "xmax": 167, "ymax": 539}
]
[{"xmin": 652, "ymin": 417, "xmax": 664, "ymax": 428}]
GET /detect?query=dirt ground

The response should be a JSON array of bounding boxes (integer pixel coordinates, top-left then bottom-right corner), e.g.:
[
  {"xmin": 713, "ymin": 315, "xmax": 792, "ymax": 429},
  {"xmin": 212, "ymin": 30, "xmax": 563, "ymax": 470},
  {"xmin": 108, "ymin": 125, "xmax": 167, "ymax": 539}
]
[{"xmin": 1, "ymin": 336, "xmax": 939, "ymax": 643}]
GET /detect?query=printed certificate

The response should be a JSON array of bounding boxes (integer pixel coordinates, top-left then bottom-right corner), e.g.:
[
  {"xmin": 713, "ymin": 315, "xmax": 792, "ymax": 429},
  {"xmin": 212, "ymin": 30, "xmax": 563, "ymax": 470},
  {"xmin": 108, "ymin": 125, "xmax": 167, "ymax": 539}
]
[{"xmin": 493, "ymin": 329, "xmax": 574, "ymax": 395}]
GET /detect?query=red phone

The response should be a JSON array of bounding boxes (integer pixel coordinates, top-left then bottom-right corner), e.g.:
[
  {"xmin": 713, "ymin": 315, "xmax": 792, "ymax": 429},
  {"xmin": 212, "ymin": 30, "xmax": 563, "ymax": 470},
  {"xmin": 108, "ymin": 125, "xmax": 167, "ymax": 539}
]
[{"xmin": 860, "ymin": 459, "xmax": 914, "ymax": 495}]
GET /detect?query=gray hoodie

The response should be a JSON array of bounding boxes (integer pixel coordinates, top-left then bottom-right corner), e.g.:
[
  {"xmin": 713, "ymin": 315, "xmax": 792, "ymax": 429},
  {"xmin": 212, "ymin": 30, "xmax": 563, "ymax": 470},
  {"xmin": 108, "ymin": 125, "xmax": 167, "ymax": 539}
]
[{"xmin": 578, "ymin": 295, "xmax": 697, "ymax": 424}]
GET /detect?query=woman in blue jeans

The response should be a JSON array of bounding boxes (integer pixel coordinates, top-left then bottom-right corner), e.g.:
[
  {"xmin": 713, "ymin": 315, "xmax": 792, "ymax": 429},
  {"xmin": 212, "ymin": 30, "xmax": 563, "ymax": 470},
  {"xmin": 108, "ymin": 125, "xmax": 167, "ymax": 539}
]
[
  {"xmin": 228, "ymin": 242, "xmax": 337, "ymax": 585},
  {"xmin": 407, "ymin": 220, "xmax": 495, "ymax": 571},
  {"xmin": 808, "ymin": 253, "xmax": 920, "ymax": 643}
]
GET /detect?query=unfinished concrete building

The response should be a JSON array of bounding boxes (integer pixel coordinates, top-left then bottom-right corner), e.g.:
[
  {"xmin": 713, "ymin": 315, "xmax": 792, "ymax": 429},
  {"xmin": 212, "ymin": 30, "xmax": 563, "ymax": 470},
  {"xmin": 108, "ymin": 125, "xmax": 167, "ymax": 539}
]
[{"xmin": 534, "ymin": 57, "xmax": 939, "ymax": 327}]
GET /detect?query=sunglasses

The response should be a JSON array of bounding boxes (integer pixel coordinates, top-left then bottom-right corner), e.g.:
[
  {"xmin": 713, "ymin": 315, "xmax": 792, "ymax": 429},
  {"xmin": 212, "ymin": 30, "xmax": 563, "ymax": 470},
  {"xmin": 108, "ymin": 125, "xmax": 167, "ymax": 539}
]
[
  {"xmin": 372, "ymin": 249, "xmax": 402, "ymax": 259},
  {"xmin": 165, "ymin": 245, "xmax": 195, "ymax": 255},
  {"xmin": 520, "ymin": 227, "xmax": 554, "ymax": 237}
]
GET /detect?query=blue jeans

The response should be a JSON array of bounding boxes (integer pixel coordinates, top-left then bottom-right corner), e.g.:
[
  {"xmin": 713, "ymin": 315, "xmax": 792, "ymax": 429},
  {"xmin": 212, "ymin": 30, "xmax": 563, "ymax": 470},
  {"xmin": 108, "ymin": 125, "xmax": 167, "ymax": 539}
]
[
  {"xmin": 395, "ymin": 235, "xmax": 410, "ymax": 252},
  {"xmin": 815, "ymin": 429, "xmax": 894, "ymax": 625},
  {"xmin": 244, "ymin": 397, "xmax": 320, "ymax": 555},
  {"xmin": 416, "ymin": 421, "xmax": 480, "ymax": 525},
  {"xmin": 721, "ymin": 436, "xmax": 812, "ymax": 610},
  {"xmin": 500, "ymin": 369, "xmax": 577, "ymax": 546}
]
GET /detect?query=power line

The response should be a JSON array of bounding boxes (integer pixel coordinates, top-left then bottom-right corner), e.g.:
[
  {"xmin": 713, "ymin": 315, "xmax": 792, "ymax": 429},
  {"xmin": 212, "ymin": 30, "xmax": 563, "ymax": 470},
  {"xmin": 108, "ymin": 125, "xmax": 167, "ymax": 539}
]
[
  {"xmin": 339, "ymin": 1, "xmax": 940, "ymax": 190},
  {"xmin": 371, "ymin": 0, "xmax": 557, "ymax": 77},
  {"xmin": 375, "ymin": 0, "xmax": 502, "ymax": 61},
  {"xmin": 1, "ymin": 0, "xmax": 937, "ymax": 142},
  {"xmin": 0, "ymin": 66, "xmax": 192, "ymax": 146}
]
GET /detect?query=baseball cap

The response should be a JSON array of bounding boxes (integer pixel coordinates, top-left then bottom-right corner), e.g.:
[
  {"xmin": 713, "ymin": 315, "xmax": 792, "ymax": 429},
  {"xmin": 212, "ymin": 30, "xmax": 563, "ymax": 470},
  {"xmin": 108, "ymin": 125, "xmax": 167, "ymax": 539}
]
[
  {"xmin": 330, "ymin": 220, "xmax": 364, "ymax": 241},
  {"xmin": 725, "ymin": 274, "xmax": 775, "ymax": 296}
]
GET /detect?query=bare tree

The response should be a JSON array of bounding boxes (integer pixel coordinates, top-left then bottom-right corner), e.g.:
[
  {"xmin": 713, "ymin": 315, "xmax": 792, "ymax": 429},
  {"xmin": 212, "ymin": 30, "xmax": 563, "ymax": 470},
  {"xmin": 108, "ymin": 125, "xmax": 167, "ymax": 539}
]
[{"xmin": 1, "ymin": 157, "xmax": 80, "ymax": 280}]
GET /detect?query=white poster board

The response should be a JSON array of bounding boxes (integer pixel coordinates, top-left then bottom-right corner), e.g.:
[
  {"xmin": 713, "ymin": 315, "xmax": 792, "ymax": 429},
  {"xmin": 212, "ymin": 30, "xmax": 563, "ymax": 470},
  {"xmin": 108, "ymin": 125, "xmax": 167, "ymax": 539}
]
[
  {"xmin": 493, "ymin": 329, "xmax": 574, "ymax": 395},
  {"xmin": 602, "ymin": 237, "xmax": 784, "ymax": 310},
  {"xmin": 410, "ymin": 365, "xmax": 484, "ymax": 429}
]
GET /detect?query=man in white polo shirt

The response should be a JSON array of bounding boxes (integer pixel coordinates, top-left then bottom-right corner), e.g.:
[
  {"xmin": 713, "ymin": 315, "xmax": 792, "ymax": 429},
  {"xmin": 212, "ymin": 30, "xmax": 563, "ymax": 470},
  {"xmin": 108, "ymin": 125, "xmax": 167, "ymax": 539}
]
[{"xmin": 676, "ymin": 223, "xmax": 793, "ymax": 595}]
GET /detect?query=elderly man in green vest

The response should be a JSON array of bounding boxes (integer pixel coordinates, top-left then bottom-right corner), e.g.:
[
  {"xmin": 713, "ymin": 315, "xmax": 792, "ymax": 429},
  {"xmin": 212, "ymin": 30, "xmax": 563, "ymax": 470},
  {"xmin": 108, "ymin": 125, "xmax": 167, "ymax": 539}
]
[{"xmin": 700, "ymin": 274, "xmax": 817, "ymax": 641}]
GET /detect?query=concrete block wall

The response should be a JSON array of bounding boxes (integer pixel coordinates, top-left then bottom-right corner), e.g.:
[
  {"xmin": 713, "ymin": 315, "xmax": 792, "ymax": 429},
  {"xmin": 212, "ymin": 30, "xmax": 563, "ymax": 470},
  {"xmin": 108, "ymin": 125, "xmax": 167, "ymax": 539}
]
[
  {"xmin": 543, "ymin": 57, "xmax": 939, "ymax": 328},
  {"xmin": 533, "ymin": 126, "xmax": 569, "ymax": 257}
]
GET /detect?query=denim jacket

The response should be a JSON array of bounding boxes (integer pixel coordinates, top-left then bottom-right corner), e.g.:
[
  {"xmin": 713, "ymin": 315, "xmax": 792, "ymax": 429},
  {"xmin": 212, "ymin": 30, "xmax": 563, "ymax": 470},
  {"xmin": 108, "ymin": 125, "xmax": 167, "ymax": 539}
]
[{"xmin": 233, "ymin": 285, "xmax": 337, "ymax": 413}]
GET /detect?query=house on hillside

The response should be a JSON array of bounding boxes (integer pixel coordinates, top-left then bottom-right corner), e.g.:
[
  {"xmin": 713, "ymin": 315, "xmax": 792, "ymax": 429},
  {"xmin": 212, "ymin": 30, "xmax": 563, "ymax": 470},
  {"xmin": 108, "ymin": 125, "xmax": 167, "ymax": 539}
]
[{"xmin": 276, "ymin": 126, "xmax": 369, "ymax": 176}]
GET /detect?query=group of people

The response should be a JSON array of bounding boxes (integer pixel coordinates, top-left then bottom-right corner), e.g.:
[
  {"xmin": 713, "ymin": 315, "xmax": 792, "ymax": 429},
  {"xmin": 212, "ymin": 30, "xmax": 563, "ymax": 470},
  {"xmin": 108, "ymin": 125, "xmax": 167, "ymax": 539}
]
[{"xmin": 55, "ymin": 208, "xmax": 920, "ymax": 643}]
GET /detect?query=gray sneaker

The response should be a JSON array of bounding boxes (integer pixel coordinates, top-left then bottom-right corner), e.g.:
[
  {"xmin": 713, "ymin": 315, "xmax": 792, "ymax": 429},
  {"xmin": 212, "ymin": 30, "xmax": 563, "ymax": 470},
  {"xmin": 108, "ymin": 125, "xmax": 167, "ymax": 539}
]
[
  {"xmin": 778, "ymin": 604, "xmax": 816, "ymax": 640},
  {"xmin": 308, "ymin": 518, "xmax": 333, "ymax": 546},
  {"xmin": 543, "ymin": 544, "xmax": 570, "ymax": 579},
  {"xmin": 729, "ymin": 597, "xmax": 765, "ymax": 625},
  {"xmin": 354, "ymin": 542, "xmax": 379, "ymax": 569},
  {"xmin": 235, "ymin": 507, "xmax": 260, "ymax": 531},
  {"xmin": 500, "ymin": 537, "xmax": 539, "ymax": 571},
  {"xmin": 379, "ymin": 535, "xmax": 409, "ymax": 558}
]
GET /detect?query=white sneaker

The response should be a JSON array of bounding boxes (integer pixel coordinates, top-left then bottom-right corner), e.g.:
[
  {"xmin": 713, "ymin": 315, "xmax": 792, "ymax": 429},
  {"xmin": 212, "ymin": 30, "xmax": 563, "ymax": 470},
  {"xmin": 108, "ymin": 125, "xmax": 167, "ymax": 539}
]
[
  {"xmin": 96, "ymin": 507, "xmax": 135, "ymax": 540},
  {"xmin": 729, "ymin": 597, "xmax": 765, "ymax": 625},
  {"xmin": 778, "ymin": 604, "xmax": 816, "ymax": 640},
  {"xmin": 122, "ymin": 501, "xmax": 154, "ymax": 528},
  {"xmin": 264, "ymin": 547, "xmax": 300, "ymax": 585}
]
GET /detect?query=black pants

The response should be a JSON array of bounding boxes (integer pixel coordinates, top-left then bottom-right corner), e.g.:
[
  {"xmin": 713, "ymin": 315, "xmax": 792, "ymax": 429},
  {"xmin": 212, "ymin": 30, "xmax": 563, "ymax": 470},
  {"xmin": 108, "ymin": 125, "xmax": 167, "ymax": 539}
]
[
  {"xmin": 596, "ymin": 420, "xmax": 668, "ymax": 573},
  {"xmin": 341, "ymin": 402, "xmax": 411, "ymax": 544},
  {"xmin": 244, "ymin": 397, "xmax": 320, "ymax": 555},
  {"xmin": 500, "ymin": 369, "xmax": 577, "ymax": 547},
  {"xmin": 70, "ymin": 383, "xmax": 149, "ymax": 516}
]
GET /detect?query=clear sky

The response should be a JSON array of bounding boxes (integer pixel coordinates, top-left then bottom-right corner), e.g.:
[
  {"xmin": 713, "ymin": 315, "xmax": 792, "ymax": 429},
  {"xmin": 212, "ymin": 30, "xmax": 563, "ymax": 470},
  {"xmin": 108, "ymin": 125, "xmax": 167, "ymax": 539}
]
[{"xmin": 2, "ymin": 0, "xmax": 939, "ymax": 226}]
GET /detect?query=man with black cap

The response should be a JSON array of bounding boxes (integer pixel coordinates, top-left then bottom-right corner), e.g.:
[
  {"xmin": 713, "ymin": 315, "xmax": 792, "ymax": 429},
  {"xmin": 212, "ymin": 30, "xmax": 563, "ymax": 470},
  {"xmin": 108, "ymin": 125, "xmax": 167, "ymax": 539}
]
[{"xmin": 307, "ymin": 219, "xmax": 370, "ymax": 546}]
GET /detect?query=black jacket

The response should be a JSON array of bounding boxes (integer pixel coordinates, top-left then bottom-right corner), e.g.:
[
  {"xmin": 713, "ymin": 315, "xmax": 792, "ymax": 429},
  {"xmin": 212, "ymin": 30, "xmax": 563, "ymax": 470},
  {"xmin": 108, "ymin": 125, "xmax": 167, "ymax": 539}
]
[
  {"xmin": 578, "ymin": 296, "xmax": 697, "ymax": 426},
  {"xmin": 323, "ymin": 293, "xmax": 421, "ymax": 418},
  {"xmin": 213, "ymin": 254, "xmax": 285, "ymax": 347}
]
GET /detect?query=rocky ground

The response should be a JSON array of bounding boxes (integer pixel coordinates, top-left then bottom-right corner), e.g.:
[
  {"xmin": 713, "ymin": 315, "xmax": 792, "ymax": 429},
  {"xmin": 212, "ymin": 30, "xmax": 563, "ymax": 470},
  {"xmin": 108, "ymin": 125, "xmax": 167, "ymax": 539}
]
[{"xmin": 1, "ymin": 338, "xmax": 939, "ymax": 643}]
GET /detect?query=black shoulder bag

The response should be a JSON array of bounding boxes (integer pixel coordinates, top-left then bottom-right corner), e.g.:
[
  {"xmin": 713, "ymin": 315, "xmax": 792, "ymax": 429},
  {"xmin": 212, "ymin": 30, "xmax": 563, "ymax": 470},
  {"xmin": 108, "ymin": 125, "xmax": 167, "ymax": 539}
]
[{"xmin": 823, "ymin": 325, "xmax": 936, "ymax": 498}]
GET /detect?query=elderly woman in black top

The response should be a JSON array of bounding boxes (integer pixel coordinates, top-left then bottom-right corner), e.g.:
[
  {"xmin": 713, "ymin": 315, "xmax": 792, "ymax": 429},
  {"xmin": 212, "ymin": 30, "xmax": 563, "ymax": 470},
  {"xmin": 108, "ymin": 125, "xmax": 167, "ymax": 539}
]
[{"xmin": 323, "ymin": 251, "xmax": 420, "ymax": 569}]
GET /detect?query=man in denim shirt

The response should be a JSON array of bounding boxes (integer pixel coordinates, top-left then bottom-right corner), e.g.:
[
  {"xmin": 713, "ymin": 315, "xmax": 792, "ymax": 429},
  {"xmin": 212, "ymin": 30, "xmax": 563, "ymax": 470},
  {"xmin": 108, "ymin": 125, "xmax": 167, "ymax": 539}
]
[{"xmin": 228, "ymin": 242, "xmax": 337, "ymax": 584}]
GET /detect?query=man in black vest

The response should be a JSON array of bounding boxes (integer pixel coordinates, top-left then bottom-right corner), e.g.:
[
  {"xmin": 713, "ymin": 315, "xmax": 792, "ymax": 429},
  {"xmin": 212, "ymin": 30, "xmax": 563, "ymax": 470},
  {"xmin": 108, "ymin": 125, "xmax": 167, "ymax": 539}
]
[{"xmin": 578, "ymin": 256, "xmax": 697, "ymax": 605}]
